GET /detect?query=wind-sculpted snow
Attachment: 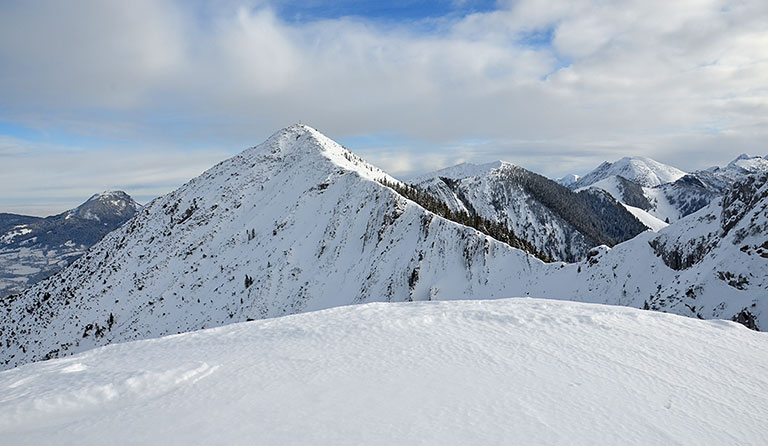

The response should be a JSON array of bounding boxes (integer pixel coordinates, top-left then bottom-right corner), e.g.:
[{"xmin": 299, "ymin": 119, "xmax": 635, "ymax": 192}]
[
  {"xmin": 2, "ymin": 299, "xmax": 767, "ymax": 446},
  {"xmin": 1, "ymin": 125, "xmax": 766, "ymax": 370}
]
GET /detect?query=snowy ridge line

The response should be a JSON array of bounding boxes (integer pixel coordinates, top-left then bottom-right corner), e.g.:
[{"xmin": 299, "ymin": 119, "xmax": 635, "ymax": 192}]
[
  {"xmin": 412, "ymin": 161, "xmax": 648, "ymax": 262},
  {"xmin": 573, "ymin": 156, "xmax": 687, "ymax": 189}
]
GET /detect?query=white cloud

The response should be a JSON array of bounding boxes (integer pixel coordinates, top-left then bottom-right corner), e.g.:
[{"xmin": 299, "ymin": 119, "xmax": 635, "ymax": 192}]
[
  {"xmin": 0, "ymin": 0, "xmax": 767, "ymax": 208},
  {"xmin": 0, "ymin": 135, "xmax": 231, "ymax": 215}
]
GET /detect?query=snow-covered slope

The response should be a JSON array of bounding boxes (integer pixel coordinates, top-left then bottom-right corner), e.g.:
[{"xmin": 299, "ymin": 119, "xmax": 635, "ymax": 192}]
[
  {"xmin": 2, "ymin": 299, "xmax": 766, "ymax": 446},
  {"xmin": 0, "ymin": 126, "xmax": 549, "ymax": 368},
  {"xmin": 573, "ymin": 156, "xmax": 686, "ymax": 189},
  {"xmin": 411, "ymin": 161, "xmax": 647, "ymax": 262},
  {"xmin": 553, "ymin": 172, "xmax": 768, "ymax": 328},
  {"xmin": 1, "ymin": 126, "xmax": 766, "ymax": 370},
  {"xmin": 621, "ymin": 204, "xmax": 668, "ymax": 231},
  {"xmin": 0, "ymin": 191, "xmax": 139, "ymax": 297},
  {"xmin": 577, "ymin": 174, "xmax": 721, "ymax": 223}
]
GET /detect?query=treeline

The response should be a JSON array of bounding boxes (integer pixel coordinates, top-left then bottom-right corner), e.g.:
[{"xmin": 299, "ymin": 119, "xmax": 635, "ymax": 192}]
[
  {"xmin": 378, "ymin": 178, "xmax": 551, "ymax": 262},
  {"xmin": 500, "ymin": 168, "xmax": 648, "ymax": 247}
]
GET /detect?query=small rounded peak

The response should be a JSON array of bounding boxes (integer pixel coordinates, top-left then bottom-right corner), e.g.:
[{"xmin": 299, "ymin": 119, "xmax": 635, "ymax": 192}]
[
  {"xmin": 556, "ymin": 173, "xmax": 580, "ymax": 186},
  {"xmin": 728, "ymin": 153, "xmax": 752, "ymax": 166},
  {"xmin": 487, "ymin": 160, "xmax": 524, "ymax": 173},
  {"xmin": 261, "ymin": 124, "xmax": 328, "ymax": 152},
  {"xmin": 286, "ymin": 123, "xmax": 316, "ymax": 132},
  {"xmin": 85, "ymin": 191, "xmax": 133, "ymax": 204}
]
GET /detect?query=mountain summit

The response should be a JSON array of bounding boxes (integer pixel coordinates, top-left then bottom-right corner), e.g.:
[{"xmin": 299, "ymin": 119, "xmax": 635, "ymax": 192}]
[
  {"xmin": 573, "ymin": 156, "xmax": 687, "ymax": 189},
  {"xmin": 67, "ymin": 191, "xmax": 139, "ymax": 225},
  {"xmin": 0, "ymin": 191, "xmax": 139, "ymax": 297},
  {"xmin": 0, "ymin": 125, "xmax": 545, "ymax": 368}
]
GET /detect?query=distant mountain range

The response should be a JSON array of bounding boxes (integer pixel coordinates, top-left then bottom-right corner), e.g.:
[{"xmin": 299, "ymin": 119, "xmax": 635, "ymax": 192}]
[
  {"xmin": 2, "ymin": 125, "xmax": 765, "ymax": 370},
  {"xmin": 563, "ymin": 154, "xmax": 768, "ymax": 223},
  {"xmin": 411, "ymin": 161, "xmax": 647, "ymax": 262},
  {"xmin": 0, "ymin": 191, "xmax": 139, "ymax": 297}
]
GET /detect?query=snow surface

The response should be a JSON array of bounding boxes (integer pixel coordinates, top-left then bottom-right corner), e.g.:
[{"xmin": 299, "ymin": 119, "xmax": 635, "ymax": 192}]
[
  {"xmin": 2, "ymin": 298, "xmax": 767, "ymax": 446},
  {"xmin": 622, "ymin": 204, "xmax": 668, "ymax": 231}
]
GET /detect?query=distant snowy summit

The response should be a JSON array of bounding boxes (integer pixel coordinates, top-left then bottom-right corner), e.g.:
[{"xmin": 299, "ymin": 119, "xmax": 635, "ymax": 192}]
[
  {"xmin": 573, "ymin": 156, "xmax": 687, "ymax": 189},
  {"xmin": 555, "ymin": 173, "xmax": 580, "ymax": 187},
  {"xmin": 67, "ymin": 191, "xmax": 139, "ymax": 224},
  {"xmin": 702, "ymin": 153, "xmax": 768, "ymax": 185},
  {"xmin": 564, "ymin": 153, "xmax": 768, "ymax": 223},
  {"xmin": 0, "ymin": 191, "xmax": 139, "ymax": 297}
]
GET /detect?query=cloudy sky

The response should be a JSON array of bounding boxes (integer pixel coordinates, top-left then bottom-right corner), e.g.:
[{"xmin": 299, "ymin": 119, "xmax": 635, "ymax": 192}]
[{"xmin": 1, "ymin": 0, "xmax": 767, "ymax": 215}]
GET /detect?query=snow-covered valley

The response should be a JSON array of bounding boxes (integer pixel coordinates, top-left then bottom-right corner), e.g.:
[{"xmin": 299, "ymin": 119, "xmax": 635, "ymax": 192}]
[{"xmin": 1, "ymin": 298, "xmax": 766, "ymax": 446}]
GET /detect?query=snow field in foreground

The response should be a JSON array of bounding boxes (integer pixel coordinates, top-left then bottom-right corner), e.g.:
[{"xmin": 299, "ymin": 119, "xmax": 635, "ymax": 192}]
[{"xmin": 1, "ymin": 298, "xmax": 767, "ymax": 445}]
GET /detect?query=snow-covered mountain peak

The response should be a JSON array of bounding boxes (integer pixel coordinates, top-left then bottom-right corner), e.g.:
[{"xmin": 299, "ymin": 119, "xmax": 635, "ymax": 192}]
[
  {"xmin": 68, "ymin": 191, "xmax": 139, "ymax": 222},
  {"xmin": 244, "ymin": 124, "xmax": 398, "ymax": 185},
  {"xmin": 555, "ymin": 173, "xmax": 580, "ymax": 186},
  {"xmin": 1, "ymin": 191, "xmax": 140, "ymax": 297},
  {"xmin": 574, "ymin": 156, "xmax": 687, "ymax": 188},
  {"xmin": 409, "ymin": 160, "xmax": 517, "ymax": 183},
  {"xmin": 726, "ymin": 153, "xmax": 768, "ymax": 172}
]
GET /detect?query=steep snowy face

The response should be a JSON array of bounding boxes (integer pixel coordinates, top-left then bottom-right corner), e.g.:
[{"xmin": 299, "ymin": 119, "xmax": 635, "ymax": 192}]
[
  {"xmin": 2, "ymin": 299, "xmax": 767, "ymax": 446},
  {"xmin": 554, "ymin": 172, "xmax": 768, "ymax": 329},
  {"xmin": 412, "ymin": 162, "xmax": 647, "ymax": 262},
  {"xmin": 573, "ymin": 156, "xmax": 687, "ymax": 189},
  {"xmin": 0, "ymin": 125, "xmax": 548, "ymax": 369},
  {"xmin": 0, "ymin": 192, "xmax": 139, "ymax": 298}
]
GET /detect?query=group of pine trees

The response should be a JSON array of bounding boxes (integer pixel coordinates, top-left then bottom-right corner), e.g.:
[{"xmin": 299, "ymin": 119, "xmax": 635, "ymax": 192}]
[{"xmin": 378, "ymin": 178, "xmax": 551, "ymax": 262}]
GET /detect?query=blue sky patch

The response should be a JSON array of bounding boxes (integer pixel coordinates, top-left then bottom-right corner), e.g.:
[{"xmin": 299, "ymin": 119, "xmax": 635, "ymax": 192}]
[{"xmin": 272, "ymin": 0, "xmax": 497, "ymax": 23}]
